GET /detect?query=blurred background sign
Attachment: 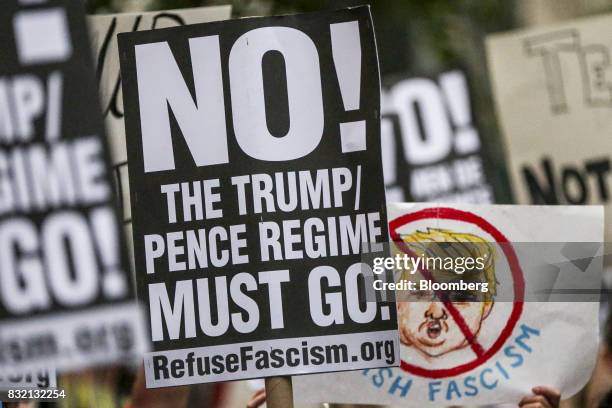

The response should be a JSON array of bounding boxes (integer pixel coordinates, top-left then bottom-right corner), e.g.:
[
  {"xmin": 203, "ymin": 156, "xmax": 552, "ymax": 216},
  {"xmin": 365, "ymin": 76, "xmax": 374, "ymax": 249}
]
[
  {"xmin": 487, "ymin": 14, "xmax": 612, "ymax": 242},
  {"xmin": 381, "ymin": 69, "xmax": 494, "ymax": 203},
  {"xmin": 87, "ymin": 5, "xmax": 232, "ymax": 269},
  {"xmin": 0, "ymin": 0, "xmax": 147, "ymax": 374}
]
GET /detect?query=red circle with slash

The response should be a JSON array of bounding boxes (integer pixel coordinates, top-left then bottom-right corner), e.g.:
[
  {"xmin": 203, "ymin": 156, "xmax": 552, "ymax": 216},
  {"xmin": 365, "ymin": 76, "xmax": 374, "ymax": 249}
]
[{"xmin": 389, "ymin": 207, "xmax": 525, "ymax": 378}]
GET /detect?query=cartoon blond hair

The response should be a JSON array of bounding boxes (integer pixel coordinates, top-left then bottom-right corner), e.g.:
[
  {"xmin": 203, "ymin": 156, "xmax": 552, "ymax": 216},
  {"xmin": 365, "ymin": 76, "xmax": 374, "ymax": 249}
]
[{"xmin": 397, "ymin": 228, "xmax": 497, "ymax": 302}]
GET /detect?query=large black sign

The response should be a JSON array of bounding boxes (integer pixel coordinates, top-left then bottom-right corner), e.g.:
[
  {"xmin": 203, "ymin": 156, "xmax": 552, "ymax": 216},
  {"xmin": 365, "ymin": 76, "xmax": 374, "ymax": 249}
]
[
  {"xmin": 118, "ymin": 7, "xmax": 398, "ymax": 387},
  {"xmin": 0, "ymin": 0, "xmax": 145, "ymax": 372}
]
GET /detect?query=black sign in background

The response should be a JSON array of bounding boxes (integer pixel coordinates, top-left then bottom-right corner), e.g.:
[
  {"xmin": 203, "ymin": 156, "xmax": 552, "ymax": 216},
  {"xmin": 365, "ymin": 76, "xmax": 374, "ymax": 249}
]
[
  {"xmin": 381, "ymin": 69, "xmax": 495, "ymax": 204},
  {"xmin": 119, "ymin": 7, "xmax": 396, "ymax": 352},
  {"xmin": 0, "ymin": 0, "xmax": 132, "ymax": 320}
]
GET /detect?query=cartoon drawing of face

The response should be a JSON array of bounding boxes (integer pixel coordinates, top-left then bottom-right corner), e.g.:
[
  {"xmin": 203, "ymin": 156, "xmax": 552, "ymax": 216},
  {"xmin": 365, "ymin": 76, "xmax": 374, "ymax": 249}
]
[
  {"xmin": 395, "ymin": 228, "xmax": 496, "ymax": 359},
  {"xmin": 397, "ymin": 296, "xmax": 492, "ymax": 358}
]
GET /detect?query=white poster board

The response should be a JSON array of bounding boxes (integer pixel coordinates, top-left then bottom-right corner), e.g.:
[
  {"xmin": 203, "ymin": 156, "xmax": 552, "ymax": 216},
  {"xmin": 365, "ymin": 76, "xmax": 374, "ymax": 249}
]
[
  {"xmin": 295, "ymin": 203, "xmax": 602, "ymax": 406},
  {"xmin": 88, "ymin": 5, "xmax": 232, "ymax": 265},
  {"xmin": 487, "ymin": 14, "xmax": 612, "ymax": 240}
]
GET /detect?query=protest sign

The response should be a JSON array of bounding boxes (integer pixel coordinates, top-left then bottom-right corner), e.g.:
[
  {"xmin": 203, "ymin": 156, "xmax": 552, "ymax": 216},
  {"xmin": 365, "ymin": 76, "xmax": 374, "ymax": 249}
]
[
  {"xmin": 118, "ymin": 6, "xmax": 399, "ymax": 387},
  {"xmin": 0, "ymin": 368, "xmax": 61, "ymax": 404},
  {"xmin": 381, "ymin": 70, "xmax": 494, "ymax": 204},
  {"xmin": 89, "ymin": 6, "xmax": 231, "ymax": 148},
  {"xmin": 0, "ymin": 368, "xmax": 56, "ymax": 390},
  {"xmin": 0, "ymin": 0, "xmax": 146, "ymax": 372},
  {"xmin": 88, "ymin": 5, "xmax": 232, "ymax": 264},
  {"xmin": 294, "ymin": 203, "xmax": 602, "ymax": 406},
  {"xmin": 487, "ymin": 14, "xmax": 612, "ymax": 240}
]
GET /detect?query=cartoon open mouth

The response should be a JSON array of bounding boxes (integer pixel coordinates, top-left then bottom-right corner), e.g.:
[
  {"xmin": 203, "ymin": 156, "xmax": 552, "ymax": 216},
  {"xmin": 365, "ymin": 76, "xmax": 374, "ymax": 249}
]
[{"xmin": 426, "ymin": 321, "xmax": 442, "ymax": 339}]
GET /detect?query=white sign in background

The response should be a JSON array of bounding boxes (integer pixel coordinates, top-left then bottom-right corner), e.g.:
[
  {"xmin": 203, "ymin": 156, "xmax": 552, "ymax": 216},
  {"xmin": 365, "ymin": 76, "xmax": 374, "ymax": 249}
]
[
  {"xmin": 295, "ymin": 203, "xmax": 602, "ymax": 407},
  {"xmin": 487, "ymin": 14, "xmax": 612, "ymax": 241},
  {"xmin": 87, "ymin": 5, "xmax": 232, "ymax": 266}
]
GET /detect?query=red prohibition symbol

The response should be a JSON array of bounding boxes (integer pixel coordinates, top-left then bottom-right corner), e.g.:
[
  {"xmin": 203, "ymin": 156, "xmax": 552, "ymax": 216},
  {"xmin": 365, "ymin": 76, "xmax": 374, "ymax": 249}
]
[{"xmin": 389, "ymin": 207, "xmax": 525, "ymax": 379}]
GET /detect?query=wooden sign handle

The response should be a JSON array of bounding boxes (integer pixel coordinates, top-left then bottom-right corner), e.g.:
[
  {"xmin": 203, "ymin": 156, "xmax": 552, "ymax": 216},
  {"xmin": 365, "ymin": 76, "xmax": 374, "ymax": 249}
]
[{"xmin": 265, "ymin": 376, "xmax": 294, "ymax": 408}]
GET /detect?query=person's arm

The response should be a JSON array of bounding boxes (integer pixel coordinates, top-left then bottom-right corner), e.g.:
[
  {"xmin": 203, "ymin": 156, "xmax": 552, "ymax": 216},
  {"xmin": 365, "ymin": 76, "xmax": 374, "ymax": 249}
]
[
  {"xmin": 129, "ymin": 366, "xmax": 189, "ymax": 408},
  {"xmin": 518, "ymin": 386, "xmax": 561, "ymax": 408}
]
